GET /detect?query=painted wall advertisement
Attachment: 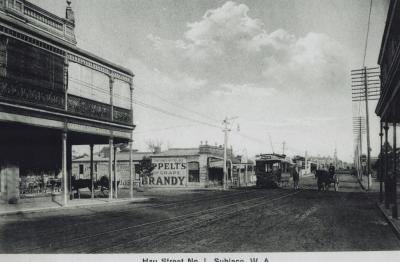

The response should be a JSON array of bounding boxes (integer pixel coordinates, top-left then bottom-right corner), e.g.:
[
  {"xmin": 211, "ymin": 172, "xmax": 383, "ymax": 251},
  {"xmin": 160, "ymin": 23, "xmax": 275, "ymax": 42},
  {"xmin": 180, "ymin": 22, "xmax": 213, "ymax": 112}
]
[{"xmin": 142, "ymin": 157, "xmax": 188, "ymax": 187}]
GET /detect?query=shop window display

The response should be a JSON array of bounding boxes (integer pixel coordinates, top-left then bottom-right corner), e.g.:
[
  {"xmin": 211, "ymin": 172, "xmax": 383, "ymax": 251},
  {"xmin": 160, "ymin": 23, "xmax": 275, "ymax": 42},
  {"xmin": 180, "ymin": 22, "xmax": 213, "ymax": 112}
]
[
  {"xmin": 19, "ymin": 170, "xmax": 62, "ymax": 198},
  {"xmin": 188, "ymin": 161, "xmax": 200, "ymax": 182}
]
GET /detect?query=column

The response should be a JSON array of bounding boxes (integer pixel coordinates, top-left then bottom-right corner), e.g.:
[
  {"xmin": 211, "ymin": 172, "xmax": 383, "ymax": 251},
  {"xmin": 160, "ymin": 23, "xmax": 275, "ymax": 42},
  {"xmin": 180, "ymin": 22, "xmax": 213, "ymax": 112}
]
[
  {"xmin": 62, "ymin": 131, "xmax": 68, "ymax": 206},
  {"xmin": 129, "ymin": 82, "xmax": 134, "ymax": 198},
  {"xmin": 393, "ymin": 120, "xmax": 398, "ymax": 219},
  {"xmin": 129, "ymin": 139, "xmax": 133, "ymax": 199},
  {"xmin": 130, "ymin": 82, "xmax": 134, "ymax": 125},
  {"xmin": 67, "ymin": 140, "xmax": 73, "ymax": 200},
  {"xmin": 245, "ymin": 164, "xmax": 248, "ymax": 187},
  {"xmin": 109, "ymin": 137, "xmax": 114, "ymax": 200},
  {"xmin": 64, "ymin": 57, "xmax": 69, "ymax": 111},
  {"xmin": 379, "ymin": 122, "xmax": 383, "ymax": 203},
  {"xmin": 384, "ymin": 122, "xmax": 389, "ymax": 209},
  {"xmin": 114, "ymin": 146, "xmax": 118, "ymax": 199},
  {"xmin": 110, "ymin": 76, "xmax": 114, "ymax": 121},
  {"xmin": 90, "ymin": 144, "xmax": 94, "ymax": 199}
]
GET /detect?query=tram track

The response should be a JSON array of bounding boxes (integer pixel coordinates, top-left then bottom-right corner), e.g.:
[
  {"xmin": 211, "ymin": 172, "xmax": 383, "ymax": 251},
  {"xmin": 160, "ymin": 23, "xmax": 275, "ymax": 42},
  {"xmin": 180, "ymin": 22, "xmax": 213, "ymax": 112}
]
[
  {"xmin": 8, "ymin": 189, "xmax": 275, "ymax": 252},
  {"xmin": 89, "ymin": 190, "xmax": 302, "ymax": 253},
  {"xmin": 14, "ymin": 189, "xmax": 302, "ymax": 253},
  {"xmin": 1, "ymin": 189, "xmax": 257, "ymax": 235}
]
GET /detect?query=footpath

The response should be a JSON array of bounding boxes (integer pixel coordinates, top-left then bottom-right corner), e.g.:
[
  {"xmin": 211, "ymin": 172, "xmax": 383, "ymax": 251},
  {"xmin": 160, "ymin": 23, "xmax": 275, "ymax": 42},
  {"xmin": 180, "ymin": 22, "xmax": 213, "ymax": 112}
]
[
  {"xmin": 0, "ymin": 194, "xmax": 149, "ymax": 215},
  {"xmin": 357, "ymin": 175, "xmax": 380, "ymax": 192},
  {"xmin": 357, "ymin": 175, "xmax": 400, "ymax": 240}
]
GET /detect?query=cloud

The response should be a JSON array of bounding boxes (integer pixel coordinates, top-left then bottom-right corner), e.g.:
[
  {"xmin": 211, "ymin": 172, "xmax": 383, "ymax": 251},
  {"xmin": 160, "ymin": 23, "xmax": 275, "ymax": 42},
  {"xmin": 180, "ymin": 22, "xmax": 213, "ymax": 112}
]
[
  {"xmin": 183, "ymin": 1, "xmax": 264, "ymax": 58},
  {"xmin": 134, "ymin": 1, "xmax": 353, "ymax": 160},
  {"xmin": 129, "ymin": 58, "xmax": 208, "ymax": 105},
  {"xmin": 146, "ymin": 1, "xmax": 347, "ymax": 94},
  {"xmin": 214, "ymin": 83, "xmax": 275, "ymax": 97},
  {"xmin": 262, "ymin": 32, "xmax": 348, "ymax": 92}
]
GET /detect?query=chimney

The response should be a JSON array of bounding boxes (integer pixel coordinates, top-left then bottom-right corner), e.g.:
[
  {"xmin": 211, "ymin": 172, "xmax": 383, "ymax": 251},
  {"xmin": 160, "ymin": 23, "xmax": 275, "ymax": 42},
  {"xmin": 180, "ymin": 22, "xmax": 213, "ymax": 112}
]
[
  {"xmin": 66, "ymin": 0, "xmax": 75, "ymax": 23},
  {"xmin": 154, "ymin": 146, "xmax": 161, "ymax": 154}
]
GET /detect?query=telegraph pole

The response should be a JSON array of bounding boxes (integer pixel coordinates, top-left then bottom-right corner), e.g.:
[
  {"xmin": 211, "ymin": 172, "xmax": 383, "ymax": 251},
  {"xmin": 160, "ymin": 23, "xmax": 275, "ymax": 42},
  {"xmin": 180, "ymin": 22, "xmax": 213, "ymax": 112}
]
[
  {"xmin": 351, "ymin": 66, "xmax": 380, "ymax": 188},
  {"xmin": 353, "ymin": 116, "xmax": 365, "ymax": 179},
  {"xmin": 223, "ymin": 120, "xmax": 228, "ymax": 190},
  {"xmin": 222, "ymin": 116, "xmax": 237, "ymax": 190},
  {"xmin": 282, "ymin": 141, "xmax": 286, "ymax": 155},
  {"xmin": 363, "ymin": 67, "xmax": 372, "ymax": 190},
  {"xmin": 360, "ymin": 121, "xmax": 363, "ymax": 180}
]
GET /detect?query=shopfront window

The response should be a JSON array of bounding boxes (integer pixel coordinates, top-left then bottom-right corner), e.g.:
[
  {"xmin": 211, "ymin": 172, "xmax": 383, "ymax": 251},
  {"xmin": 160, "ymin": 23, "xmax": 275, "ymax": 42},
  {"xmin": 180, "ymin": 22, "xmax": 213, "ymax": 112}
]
[
  {"xmin": 19, "ymin": 169, "xmax": 62, "ymax": 199},
  {"xmin": 79, "ymin": 164, "xmax": 84, "ymax": 175},
  {"xmin": 188, "ymin": 161, "xmax": 200, "ymax": 182}
]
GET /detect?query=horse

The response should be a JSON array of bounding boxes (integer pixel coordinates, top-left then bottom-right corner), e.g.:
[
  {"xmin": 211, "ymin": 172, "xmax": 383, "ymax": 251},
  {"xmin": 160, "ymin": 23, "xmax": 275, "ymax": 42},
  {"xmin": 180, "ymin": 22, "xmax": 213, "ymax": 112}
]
[
  {"xmin": 316, "ymin": 169, "xmax": 329, "ymax": 191},
  {"xmin": 71, "ymin": 176, "xmax": 96, "ymax": 196},
  {"xmin": 316, "ymin": 169, "xmax": 339, "ymax": 191},
  {"xmin": 96, "ymin": 176, "xmax": 120, "ymax": 196}
]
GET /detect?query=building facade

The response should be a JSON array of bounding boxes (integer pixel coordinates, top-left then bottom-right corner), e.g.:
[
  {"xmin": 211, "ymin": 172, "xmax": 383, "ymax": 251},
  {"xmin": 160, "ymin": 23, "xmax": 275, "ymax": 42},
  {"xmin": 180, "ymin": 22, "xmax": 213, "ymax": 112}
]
[
  {"xmin": 73, "ymin": 144, "xmax": 256, "ymax": 190},
  {"xmin": 375, "ymin": 0, "xmax": 400, "ymax": 219},
  {"xmin": 0, "ymin": 0, "xmax": 134, "ymax": 205}
]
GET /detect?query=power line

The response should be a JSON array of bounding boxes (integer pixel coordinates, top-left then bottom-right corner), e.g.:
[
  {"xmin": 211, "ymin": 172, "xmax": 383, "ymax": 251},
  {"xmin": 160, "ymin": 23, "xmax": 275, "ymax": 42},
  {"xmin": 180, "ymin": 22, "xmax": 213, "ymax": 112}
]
[
  {"xmin": 363, "ymin": 0, "xmax": 373, "ymax": 67},
  {"xmin": 133, "ymin": 98, "xmax": 220, "ymax": 129},
  {"xmin": 234, "ymin": 132, "xmax": 266, "ymax": 144},
  {"xmin": 68, "ymin": 76, "xmax": 221, "ymax": 129},
  {"xmin": 134, "ymin": 124, "xmax": 199, "ymax": 134},
  {"xmin": 134, "ymin": 87, "xmax": 219, "ymax": 123},
  {"xmin": 70, "ymin": 77, "xmax": 219, "ymax": 128}
]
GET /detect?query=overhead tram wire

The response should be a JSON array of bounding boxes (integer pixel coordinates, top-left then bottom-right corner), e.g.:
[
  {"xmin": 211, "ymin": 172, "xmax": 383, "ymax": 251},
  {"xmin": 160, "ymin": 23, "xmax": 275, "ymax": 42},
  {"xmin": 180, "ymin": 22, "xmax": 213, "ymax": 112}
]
[
  {"xmin": 134, "ymin": 87, "xmax": 220, "ymax": 123},
  {"xmin": 134, "ymin": 124, "xmax": 200, "ymax": 134},
  {"xmin": 235, "ymin": 132, "xmax": 267, "ymax": 145},
  {"xmin": 363, "ymin": 0, "xmax": 374, "ymax": 67},
  {"xmin": 68, "ymin": 77, "xmax": 221, "ymax": 129},
  {"xmin": 354, "ymin": 0, "xmax": 373, "ymax": 153},
  {"xmin": 359, "ymin": 0, "xmax": 373, "ymax": 115},
  {"xmin": 132, "ymin": 98, "xmax": 220, "ymax": 129}
]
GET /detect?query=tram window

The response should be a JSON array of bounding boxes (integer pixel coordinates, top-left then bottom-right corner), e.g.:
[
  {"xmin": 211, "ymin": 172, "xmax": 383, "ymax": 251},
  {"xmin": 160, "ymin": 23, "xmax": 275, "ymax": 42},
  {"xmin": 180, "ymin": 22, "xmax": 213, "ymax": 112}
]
[{"xmin": 265, "ymin": 163, "xmax": 273, "ymax": 172}]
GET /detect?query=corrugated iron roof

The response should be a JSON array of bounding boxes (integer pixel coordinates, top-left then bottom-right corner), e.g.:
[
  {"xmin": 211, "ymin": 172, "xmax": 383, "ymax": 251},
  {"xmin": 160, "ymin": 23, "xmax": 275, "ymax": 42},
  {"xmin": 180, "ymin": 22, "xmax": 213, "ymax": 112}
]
[
  {"xmin": 73, "ymin": 151, "xmax": 154, "ymax": 162},
  {"xmin": 152, "ymin": 148, "xmax": 200, "ymax": 157}
]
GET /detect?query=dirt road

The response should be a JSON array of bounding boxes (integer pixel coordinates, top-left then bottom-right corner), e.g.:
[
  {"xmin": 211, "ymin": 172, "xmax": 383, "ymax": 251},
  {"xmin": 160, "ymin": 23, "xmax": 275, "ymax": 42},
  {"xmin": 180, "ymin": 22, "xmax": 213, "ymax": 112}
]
[{"xmin": 0, "ymin": 174, "xmax": 398, "ymax": 253}]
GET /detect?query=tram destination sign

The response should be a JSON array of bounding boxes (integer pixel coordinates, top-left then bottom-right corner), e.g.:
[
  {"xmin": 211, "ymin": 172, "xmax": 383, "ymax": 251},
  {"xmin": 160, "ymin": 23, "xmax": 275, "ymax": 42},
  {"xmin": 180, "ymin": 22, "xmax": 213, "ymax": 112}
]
[{"xmin": 142, "ymin": 157, "xmax": 188, "ymax": 187}]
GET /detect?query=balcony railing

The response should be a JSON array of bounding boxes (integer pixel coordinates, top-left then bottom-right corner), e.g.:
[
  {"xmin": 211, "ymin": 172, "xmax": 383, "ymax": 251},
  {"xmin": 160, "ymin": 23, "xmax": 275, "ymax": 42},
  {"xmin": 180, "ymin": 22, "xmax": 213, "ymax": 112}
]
[
  {"xmin": 0, "ymin": 0, "xmax": 76, "ymax": 44},
  {"xmin": 113, "ymin": 106, "xmax": 132, "ymax": 124},
  {"xmin": 0, "ymin": 77, "xmax": 66, "ymax": 109},
  {"xmin": 0, "ymin": 21, "xmax": 133, "ymax": 127},
  {"xmin": 67, "ymin": 94, "xmax": 111, "ymax": 122}
]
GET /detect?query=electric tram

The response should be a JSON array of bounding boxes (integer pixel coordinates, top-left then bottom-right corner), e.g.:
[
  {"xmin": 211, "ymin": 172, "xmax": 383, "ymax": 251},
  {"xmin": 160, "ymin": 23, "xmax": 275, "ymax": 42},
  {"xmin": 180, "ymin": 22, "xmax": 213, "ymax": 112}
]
[{"xmin": 255, "ymin": 153, "xmax": 292, "ymax": 188}]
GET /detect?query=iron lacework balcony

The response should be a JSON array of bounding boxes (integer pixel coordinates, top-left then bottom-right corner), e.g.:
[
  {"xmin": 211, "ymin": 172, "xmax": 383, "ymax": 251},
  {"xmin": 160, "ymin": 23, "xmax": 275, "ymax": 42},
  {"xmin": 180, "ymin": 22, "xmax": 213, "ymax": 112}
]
[{"xmin": 0, "ymin": 30, "xmax": 134, "ymax": 126}]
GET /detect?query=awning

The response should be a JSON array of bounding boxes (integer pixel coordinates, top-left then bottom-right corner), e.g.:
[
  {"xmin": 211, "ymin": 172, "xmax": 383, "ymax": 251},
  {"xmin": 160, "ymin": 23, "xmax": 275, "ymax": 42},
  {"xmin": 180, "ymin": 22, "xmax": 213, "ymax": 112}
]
[{"xmin": 209, "ymin": 159, "xmax": 224, "ymax": 168}]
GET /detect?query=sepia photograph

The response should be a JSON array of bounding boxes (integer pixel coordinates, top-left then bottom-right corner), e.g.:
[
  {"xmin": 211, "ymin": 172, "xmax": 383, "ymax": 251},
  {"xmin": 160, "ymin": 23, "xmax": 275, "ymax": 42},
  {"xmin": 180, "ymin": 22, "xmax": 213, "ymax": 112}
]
[{"xmin": 0, "ymin": 0, "xmax": 399, "ymax": 261}]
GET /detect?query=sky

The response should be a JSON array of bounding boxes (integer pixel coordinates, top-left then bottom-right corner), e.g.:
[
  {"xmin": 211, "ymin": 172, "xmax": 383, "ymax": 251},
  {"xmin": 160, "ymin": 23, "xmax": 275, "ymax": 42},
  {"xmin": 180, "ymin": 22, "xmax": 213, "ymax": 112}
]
[{"xmin": 31, "ymin": 0, "xmax": 390, "ymax": 162}]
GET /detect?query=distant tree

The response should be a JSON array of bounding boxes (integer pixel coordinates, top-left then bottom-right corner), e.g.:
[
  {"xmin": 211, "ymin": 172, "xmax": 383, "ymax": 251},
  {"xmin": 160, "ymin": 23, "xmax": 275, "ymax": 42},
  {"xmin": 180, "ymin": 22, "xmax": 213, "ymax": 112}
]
[
  {"xmin": 135, "ymin": 156, "xmax": 156, "ymax": 179},
  {"xmin": 146, "ymin": 139, "xmax": 163, "ymax": 153}
]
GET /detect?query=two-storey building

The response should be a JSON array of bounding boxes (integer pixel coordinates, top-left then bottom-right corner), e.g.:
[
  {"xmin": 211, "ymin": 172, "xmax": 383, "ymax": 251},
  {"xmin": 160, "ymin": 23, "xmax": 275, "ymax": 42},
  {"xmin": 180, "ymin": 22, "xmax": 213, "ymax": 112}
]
[
  {"xmin": 0, "ymin": 0, "xmax": 135, "ymax": 205},
  {"xmin": 376, "ymin": 0, "xmax": 400, "ymax": 218}
]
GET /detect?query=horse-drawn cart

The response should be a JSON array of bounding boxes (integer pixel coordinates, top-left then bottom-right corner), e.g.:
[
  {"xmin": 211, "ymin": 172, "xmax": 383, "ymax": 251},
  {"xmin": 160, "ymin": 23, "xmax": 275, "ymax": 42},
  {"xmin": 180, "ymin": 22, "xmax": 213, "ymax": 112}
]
[
  {"xmin": 71, "ymin": 176, "xmax": 120, "ymax": 198},
  {"xmin": 315, "ymin": 169, "xmax": 339, "ymax": 191}
]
